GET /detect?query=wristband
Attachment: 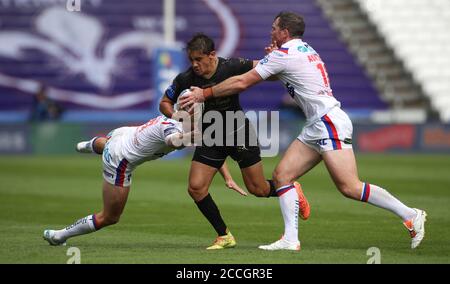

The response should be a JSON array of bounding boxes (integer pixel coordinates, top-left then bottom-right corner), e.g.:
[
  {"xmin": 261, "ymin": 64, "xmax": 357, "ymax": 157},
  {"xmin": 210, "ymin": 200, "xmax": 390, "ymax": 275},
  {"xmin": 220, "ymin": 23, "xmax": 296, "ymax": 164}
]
[{"xmin": 203, "ymin": 87, "xmax": 213, "ymax": 100}]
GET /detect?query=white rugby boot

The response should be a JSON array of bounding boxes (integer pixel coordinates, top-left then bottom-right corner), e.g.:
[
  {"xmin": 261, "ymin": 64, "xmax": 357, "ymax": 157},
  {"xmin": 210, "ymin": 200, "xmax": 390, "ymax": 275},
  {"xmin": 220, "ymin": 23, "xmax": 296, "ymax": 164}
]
[
  {"xmin": 258, "ymin": 237, "xmax": 300, "ymax": 251},
  {"xmin": 43, "ymin": 230, "xmax": 66, "ymax": 246},
  {"xmin": 403, "ymin": 208, "xmax": 427, "ymax": 249}
]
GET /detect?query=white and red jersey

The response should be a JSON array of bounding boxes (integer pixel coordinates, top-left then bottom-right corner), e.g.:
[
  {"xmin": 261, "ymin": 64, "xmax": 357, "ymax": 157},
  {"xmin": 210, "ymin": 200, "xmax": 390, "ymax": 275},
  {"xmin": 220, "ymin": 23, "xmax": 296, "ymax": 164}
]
[
  {"xmin": 255, "ymin": 38, "xmax": 341, "ymax": 125},
  {"xmin": 112, "ymin": 116, "xmax": 182, "ymax": 167}
]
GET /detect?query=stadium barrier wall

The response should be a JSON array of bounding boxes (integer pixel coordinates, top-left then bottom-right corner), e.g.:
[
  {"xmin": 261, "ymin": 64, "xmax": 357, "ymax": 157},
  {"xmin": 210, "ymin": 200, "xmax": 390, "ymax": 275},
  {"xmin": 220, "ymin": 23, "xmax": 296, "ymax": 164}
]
[{"xmin": 1, "ymin": 121, "xmax": 450, "ymax": 155}]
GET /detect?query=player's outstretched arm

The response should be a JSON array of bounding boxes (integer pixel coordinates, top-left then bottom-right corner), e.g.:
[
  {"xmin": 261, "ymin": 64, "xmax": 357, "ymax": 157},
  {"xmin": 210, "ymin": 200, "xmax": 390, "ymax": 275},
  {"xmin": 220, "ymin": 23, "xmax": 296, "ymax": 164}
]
[
  {"xmin": 212, "ymin": 69, "xmax": 262, "ymax": 97},
  {"xmin": 164, "ymin": 132, "xmax": 186, "ymax": 149},
  {"xmin": 180, "ymin": 69, "xmax": 263, "ymax": 111},
  {"xmin": 253, "ymin": 61, "xmax": 278, "ymax": 81},
  {"xmin": 219, "ymin": 161, "xmax": 248, "ymax": 196},
  {"xmin": 164, "ymin": 128, "xmax": 201, "ymax": 150}
]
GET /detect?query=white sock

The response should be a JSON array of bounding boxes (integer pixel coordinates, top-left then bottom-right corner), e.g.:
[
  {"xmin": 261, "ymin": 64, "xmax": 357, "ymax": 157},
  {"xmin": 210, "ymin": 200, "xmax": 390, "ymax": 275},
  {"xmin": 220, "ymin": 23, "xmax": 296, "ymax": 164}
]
[
  {"xmin": 361, "ymin": 183, "xmax": 417, "ymax": 221},
  {"xmin": 276, "ymin": 184, "xmax": 299, "ymax": 243},
  {"xmin": 78, "ymin": 137, "xmax": 99, "ymax": 153},
  {"xmin": 54, "ymin": 214, "xmax": 98, "ymax": 241}
]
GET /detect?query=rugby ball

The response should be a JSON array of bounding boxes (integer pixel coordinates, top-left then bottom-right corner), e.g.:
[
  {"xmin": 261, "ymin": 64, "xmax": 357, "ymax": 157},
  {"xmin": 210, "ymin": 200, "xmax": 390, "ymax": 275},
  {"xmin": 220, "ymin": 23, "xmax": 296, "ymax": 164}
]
[{"xmin": 175, "ymin": 89, "xmax": 204, "ymax": 114}]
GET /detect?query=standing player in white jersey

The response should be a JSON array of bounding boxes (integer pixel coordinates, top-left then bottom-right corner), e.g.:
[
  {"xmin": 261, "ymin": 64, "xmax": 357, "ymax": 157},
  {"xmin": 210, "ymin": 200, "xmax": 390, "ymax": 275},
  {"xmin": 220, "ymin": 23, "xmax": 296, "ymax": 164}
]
[
  {"xmin": 181, "ymin": 11, "xmax": 427, "ymax": 250},
  {"xmin": 43, "ymin": 115, "xmax": 246, "ymax": 246}
]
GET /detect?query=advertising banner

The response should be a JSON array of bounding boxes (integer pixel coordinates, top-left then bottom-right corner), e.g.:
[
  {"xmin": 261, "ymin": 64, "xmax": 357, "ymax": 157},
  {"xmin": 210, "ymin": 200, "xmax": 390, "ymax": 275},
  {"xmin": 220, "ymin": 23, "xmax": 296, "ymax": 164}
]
[{"xmin": 151, "ymin": 47, "xmax": 186, "ymax": 117}]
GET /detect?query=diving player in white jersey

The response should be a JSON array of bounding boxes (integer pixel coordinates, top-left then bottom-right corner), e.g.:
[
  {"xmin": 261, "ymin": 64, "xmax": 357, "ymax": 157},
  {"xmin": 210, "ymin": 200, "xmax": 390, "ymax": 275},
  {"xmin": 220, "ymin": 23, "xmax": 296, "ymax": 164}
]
[
  {"xmin": 43, "ymin": 115, "xmax": 246, "ymax": 246},
  {"xmin": 181, "ymin": 11, "xmax": 427, "ymax": 250}
]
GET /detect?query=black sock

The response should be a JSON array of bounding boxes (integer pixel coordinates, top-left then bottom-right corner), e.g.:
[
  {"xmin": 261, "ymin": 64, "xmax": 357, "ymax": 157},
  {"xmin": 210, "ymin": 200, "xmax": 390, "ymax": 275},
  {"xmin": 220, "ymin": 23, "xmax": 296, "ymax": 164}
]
[
  {"xmin": 195, "ymin": 194, "xmax": 227, "ymax": 236},
  {"xmin": 267, "ymin": 179, "xmax": 278, "ymax": 197}
]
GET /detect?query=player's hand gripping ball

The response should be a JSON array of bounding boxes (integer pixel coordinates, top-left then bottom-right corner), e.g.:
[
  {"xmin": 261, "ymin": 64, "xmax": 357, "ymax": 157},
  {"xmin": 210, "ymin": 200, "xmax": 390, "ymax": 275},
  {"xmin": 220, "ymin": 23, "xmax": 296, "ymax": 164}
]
[{"xmin": 175, "ymin": 89, "xmax": 204, "ymax": 114}]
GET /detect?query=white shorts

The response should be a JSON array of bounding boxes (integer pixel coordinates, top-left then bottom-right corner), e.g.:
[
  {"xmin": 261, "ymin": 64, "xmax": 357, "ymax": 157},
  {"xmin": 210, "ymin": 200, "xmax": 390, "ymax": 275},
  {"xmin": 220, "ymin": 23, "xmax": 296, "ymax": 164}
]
[
  {"xmin": 102, "ymin": 127, "xmax": 134, "ymax": 187},
  {"xmin": 297, "ymin": 107, "xmax": 353, "ymax": 154}
]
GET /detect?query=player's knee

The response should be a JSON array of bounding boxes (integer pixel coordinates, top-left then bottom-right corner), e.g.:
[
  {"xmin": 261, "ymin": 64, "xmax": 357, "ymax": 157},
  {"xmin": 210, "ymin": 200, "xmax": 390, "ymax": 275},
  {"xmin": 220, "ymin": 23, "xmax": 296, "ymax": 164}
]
[
  {"xmin": 246, "ymin": 182, "xmax": 266, "ymax": 197},
  {"xmin": 187, "ymin": 182, "xmax": 203, "ymax": 195},
  {"xmin": 272, "ymin": 169, "xmax": 292, "ymax": 188},
  {"xmin": 188, "ymin": 183, "xmax": 208, "ymax": 201},
  {"xmin": 103, "ymin": 214, "xmax": 121, "ymax": 226},
  {"xmin": 339, "ymin": 186, "xmax": 352, "ymax": 198},
  {"xmin": 337, "ymin": 184, "xmax": 360, "ymax": 200}
]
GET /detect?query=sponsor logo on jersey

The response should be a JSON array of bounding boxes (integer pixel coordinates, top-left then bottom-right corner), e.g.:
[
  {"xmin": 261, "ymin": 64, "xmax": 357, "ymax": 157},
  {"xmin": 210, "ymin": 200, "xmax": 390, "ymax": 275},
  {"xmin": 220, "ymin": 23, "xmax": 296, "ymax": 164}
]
[
  {"xmin": 272, "ymin": 51, "xmax": 286, "ymax": 57},
  {"xmin": 285, "ymin": 82, "xmax": 295, "ymax": 98},
  {"xmin": 166, "ymin": 84, "xmax": 176, "ymax": 101},
  {"xmin": 238, "ymin": 57, "xmax": 247, "ymax": 64},
  {"xmin": 103, "ymin": 170, "xmax": 114, "ymax": 179},
  {"xmin": 297, "ymin": 43, "xmax": 317, "ymax": 53},
  {"xmin": 164, "ymin": 127, "xmax": 179, "ymax": 136},
  {"xmin": 259, "ymin": 55, "xmax": 269, "ymax": 65},
  {"xmin": 103, "ymin": 146, "xmax": 112, "ymax": 163}
]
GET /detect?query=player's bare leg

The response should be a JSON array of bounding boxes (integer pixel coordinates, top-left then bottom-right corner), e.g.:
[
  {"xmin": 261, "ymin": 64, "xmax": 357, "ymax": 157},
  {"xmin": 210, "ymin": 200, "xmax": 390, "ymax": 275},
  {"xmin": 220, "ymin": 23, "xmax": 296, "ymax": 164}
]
[
  {"xmin": 43, "ymin": 180, "xmax": 129, "ymax": 246},
  {"xmin": 322, "ymin": 148, "xmax": 427, "ymax": 248},
  {"xmin": 259, "ymin": 139, "xmax": 320, "ymax": 251},
  {"xmin": 94, "ymin": 180, "xmax": 130, "ymax": 228},
  {"xmin": 76, "ymin": 137, "xmax": 107, "ymax": 154},
  {"xmin": 240, "ymin": 161, "xmax": 272, "ymax": 197},
  {"xmin": 188, "ymin": 161, "xmax": 236, "ymax": 249},
  {"xmin": 272, "ymin": 140, "xmax": 322, "ymax": 188},
  {"xmin": 188, "ymin": 161, "xmax": 217, "ymax": 202}
]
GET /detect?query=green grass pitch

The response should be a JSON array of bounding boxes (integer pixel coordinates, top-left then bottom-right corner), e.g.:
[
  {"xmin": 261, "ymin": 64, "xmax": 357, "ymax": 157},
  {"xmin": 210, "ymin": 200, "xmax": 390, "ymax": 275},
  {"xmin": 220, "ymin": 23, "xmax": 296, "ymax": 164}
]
[{"xmin": 0, "ymin": 154, "xmax": 449, "ymax": 263}]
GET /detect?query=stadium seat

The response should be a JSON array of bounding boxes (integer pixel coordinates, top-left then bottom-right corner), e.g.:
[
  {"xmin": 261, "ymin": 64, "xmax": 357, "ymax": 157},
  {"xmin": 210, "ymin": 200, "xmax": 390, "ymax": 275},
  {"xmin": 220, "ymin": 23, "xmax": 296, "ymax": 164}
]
[{"xmin": 356, "ymin": 0, "xmax": 450, "ymax": 122}]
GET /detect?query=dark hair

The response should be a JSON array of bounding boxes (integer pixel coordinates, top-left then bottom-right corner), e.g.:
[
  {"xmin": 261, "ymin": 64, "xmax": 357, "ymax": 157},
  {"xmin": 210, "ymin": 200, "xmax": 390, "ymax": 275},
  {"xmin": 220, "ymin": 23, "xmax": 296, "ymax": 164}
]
[
  {"xmin": 274, "ymin": 11, "xmax": 305, "ymax": 37},
  {"xmin": 186, "ymin": 33, "xmax": 215, "ymax": 54}
]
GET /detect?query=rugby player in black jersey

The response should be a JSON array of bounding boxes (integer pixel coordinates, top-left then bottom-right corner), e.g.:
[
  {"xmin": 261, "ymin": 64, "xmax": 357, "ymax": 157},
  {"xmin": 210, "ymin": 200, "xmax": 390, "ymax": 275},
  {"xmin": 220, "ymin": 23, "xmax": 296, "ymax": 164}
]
[{"xmin": 160, "ymin": 33, "xmax": 309, "ymax": 249}]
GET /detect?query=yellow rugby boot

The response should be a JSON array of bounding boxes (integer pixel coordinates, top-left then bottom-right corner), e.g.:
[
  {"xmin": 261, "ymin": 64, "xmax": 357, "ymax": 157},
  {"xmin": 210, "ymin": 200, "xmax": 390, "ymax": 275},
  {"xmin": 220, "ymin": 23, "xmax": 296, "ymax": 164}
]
[{"xmin": 206, "ymin": 231, "xmax": 236, "ymax": 250}]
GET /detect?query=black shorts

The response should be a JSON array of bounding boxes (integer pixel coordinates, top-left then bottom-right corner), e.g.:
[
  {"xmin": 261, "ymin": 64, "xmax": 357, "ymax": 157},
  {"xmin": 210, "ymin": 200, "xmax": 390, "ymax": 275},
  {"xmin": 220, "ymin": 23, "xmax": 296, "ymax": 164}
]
[
  {"xmin": 194, "ymin": 110, "xmax": 260, "ymax": 169},
  {"xmin": 192, "ymin": 145, "xmax": 261, "ymax": 169}
]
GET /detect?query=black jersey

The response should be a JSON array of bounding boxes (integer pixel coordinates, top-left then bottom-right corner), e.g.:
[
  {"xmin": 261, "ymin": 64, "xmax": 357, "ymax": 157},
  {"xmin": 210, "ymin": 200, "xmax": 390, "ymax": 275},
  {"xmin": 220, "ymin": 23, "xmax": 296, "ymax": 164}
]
[
  {"xmin": 165, "ymin": 57, "xmax": 257, "ymax": 151},
  {"xmin": 164, "ymin": 57, "xmax": 253, "ymax": 113}
]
